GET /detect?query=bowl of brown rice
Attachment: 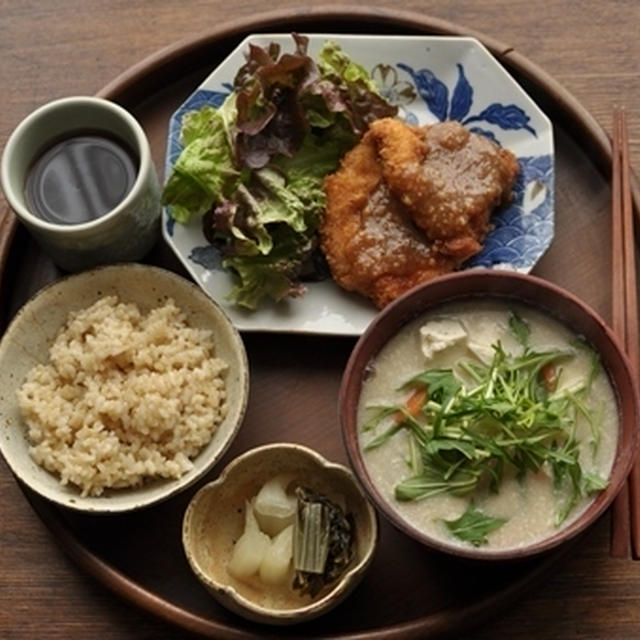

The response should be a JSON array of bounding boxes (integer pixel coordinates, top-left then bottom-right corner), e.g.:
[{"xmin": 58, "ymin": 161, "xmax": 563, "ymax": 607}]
[{"xmin": 0, "ymin": 263, "xmax": 249, "ymax": 513}]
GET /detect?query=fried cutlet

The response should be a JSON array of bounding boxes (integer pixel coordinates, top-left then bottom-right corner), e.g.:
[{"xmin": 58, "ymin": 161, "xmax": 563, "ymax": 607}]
[
  {"xmin": 320, "ymin": 118, "xmax": 519, "ymax": 307},
  {"xmin": 320, "ymin": 133, "xmax": 456, "ymax": 309},
  {"xmin": 369, "ymin": 118, "xmax": 520, "ymax": 261}
]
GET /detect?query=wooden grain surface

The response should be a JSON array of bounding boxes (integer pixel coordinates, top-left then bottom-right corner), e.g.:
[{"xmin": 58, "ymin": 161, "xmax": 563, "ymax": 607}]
[{"xmin": 2, "ymin": 1, "xmax": 640, "ymax": 638}]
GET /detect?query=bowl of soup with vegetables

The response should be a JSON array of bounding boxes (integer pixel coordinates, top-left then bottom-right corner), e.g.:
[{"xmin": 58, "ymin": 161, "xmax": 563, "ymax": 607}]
[{"xmin": 340, "ymin": 270, "xmax": 639, "ymax": 560}]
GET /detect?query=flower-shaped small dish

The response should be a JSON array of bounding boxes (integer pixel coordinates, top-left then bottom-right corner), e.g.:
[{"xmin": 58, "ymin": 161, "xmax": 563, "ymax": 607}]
[
  {"xmin": 340, "ymin": 270, "xmax": 639, "ymax": 560},
  {"xmin": 163, "ymin": 34, "xmax": 554, "ymax": 336},
  {"xmin": 182, "ymin": 443, "xmax": 378, "ymax": 625},
  {"xmin": 0, "ymin": 264, "xmax": 249, "ymax": 513}
]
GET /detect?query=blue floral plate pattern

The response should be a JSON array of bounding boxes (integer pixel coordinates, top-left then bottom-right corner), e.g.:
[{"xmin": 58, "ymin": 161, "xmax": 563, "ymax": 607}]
[{"xmin": 164, "ymin": 34, "xmax": 554, "ymax": 335}]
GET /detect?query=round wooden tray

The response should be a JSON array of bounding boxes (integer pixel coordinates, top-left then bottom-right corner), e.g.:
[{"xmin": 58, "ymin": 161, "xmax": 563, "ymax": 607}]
[{"xmin": 2, "ymin": 6, "xmax": 636, "ymax": 639}]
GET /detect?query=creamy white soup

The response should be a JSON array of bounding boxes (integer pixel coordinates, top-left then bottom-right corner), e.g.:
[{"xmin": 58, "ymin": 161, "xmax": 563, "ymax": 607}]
[{"xmin": 357, "ymin": 301, "xmax": 618, "ymax": 551}]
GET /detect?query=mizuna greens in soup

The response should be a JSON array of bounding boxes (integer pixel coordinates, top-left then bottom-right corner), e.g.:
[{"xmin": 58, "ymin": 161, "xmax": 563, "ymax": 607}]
[{"xmin": 358, "ymin": 301, "xmax": 618, "ymax": 550}]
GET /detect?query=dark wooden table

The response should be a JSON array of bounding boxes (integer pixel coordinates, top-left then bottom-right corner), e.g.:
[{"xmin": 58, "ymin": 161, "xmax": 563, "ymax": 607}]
[{"xmin": 2, "ymin": 1, "xmax": 640, "ymax": 638}]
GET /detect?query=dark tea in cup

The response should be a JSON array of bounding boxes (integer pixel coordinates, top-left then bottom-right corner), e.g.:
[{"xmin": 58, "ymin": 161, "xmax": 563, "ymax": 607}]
[{"xmin": 25, "ymin": 131, "xmax": 139, "ymax": 225}]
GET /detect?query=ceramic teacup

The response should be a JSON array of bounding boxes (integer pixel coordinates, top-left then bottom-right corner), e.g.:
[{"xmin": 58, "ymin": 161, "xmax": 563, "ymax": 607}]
[{"xmin": 1, "ymin": 96, "xmax": 161, "ymax": 272}]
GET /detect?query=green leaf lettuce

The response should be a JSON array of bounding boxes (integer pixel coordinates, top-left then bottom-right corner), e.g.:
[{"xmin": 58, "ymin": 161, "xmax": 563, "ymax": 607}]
[
  {"xmin": 162, "ymin": 35, "xmax": 397, "ymax": 308},
  {"xmin": 162, "ymin": 99, "xmax": 239, "ymax": 223}
]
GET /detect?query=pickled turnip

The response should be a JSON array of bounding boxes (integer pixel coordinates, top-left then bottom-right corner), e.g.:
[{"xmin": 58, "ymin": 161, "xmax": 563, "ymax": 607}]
[
  {"xmin": 254, "ymin": 473, "xmax": 297, "ymax": 536},
  {"xmin": 228, "ymin": 500, "xmax": 270, "ymax": 580},
  {"xmin": 259, "ymin": 524, "xmax": 294, "ymax": 585}
]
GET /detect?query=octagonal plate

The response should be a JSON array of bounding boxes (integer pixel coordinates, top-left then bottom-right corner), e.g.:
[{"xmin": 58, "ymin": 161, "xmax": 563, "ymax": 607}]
[{"xmin": 163, "ymin": 34, "xmax": 554, "ymax": 335}]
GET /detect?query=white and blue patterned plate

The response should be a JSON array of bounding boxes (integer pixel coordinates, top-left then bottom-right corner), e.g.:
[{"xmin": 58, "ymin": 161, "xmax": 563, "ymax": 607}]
[{"xmin": 163, "ymin": 34, "xmax": 554, "ymax": 335}]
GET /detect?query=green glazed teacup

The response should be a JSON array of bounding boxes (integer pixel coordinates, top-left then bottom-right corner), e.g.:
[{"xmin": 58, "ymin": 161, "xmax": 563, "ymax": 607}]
[{"xmin": 1, "ymin": 96, "xmax": 161, "ymax": 271}]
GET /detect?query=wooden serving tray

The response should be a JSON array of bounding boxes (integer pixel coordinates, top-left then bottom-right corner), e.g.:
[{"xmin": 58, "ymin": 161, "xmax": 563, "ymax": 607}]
[{"xmin": 2, "ymin": 7, "xmax": 637, "ymax": 639}]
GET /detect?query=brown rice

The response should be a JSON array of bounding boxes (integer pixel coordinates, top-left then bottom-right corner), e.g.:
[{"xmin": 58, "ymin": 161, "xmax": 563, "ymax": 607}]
[{"xmin": 17, "ymin": 295, "xmax": 228, "ymax": 497}]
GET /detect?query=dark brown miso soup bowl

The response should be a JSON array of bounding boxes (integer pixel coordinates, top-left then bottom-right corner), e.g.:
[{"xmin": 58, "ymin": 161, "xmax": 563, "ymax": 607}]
[{"xmin": 340, "ymin": 269, "xmax": 640, "ymax": 561}]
